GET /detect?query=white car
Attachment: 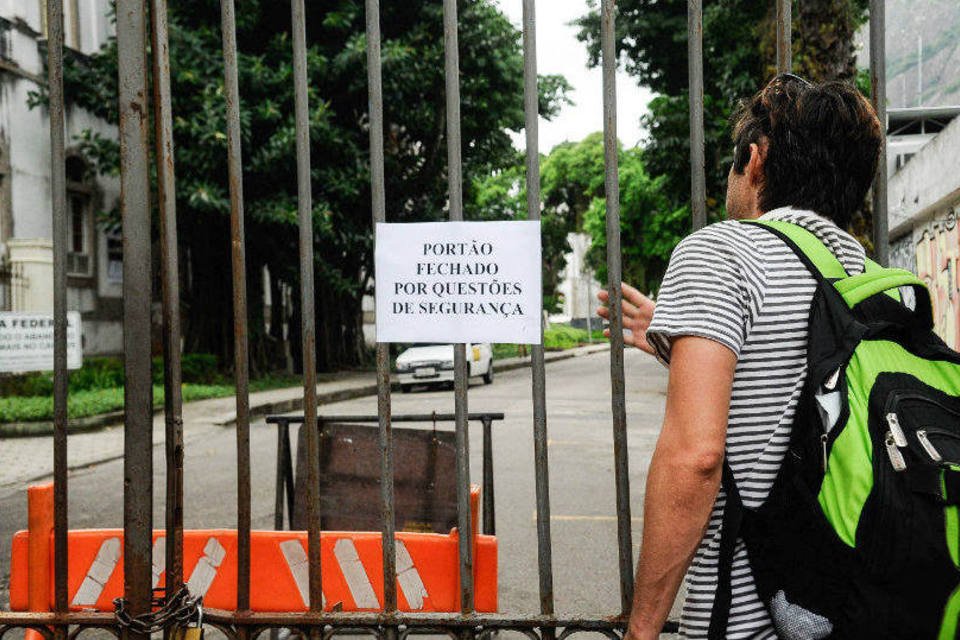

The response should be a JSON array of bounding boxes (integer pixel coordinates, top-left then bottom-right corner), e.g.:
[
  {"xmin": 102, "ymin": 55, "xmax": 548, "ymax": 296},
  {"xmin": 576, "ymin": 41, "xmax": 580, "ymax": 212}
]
[{"xmin": 395, "ymin": 343, "xmax": 494, "ymax": 392}]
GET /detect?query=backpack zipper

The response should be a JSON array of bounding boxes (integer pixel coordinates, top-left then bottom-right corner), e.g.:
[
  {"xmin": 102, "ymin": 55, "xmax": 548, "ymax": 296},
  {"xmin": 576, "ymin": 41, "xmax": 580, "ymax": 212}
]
[
  {"xmin": 885, "ymin": 412, "xmax": 908, "ymax": 447},
  {"xmin": 916, "ymin": 430, "xmax": 943, "ymax": 463},
  {"xmin": 885, "ymin": 432, "xmax": 907, "ymax": 472}
]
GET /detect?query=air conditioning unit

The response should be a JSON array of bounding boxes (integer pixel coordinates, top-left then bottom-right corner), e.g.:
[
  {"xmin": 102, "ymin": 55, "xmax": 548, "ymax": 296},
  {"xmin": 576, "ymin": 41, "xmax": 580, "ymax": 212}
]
[{"xmin": 67, "ymin": 252, "xmax": 91, "ymax": 276}]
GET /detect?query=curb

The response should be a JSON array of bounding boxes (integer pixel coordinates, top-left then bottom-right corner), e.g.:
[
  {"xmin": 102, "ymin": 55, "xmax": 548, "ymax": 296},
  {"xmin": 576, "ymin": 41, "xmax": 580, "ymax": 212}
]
[
  {"xmin": 1, "ymin": 342, "xmax": 612, "ymax": 436},
  {"xmin": 210, "ymin": 383, "xmax": 379, "ymax": 427},
  {"xmin": 0, "ymin": 410, "xmax": 132, "ymax": 439}
]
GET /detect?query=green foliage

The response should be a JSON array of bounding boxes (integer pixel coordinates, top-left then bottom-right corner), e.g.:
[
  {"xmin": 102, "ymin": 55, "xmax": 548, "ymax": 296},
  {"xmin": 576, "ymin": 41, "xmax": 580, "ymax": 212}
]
[
  {"xmin": 0, "ymin": 371, "xmax": 303, "ymax": 423},
  {"xmin": 0, "ymin": 354, "xmax": 224, "ymax": 397},
  {"xmin": 492, "ymin": 324, "xmax": 606, "ymax": 358},
  {"xmin": 48, "ymin": 0, "xmax": 569, "ymax": 372},
  {"xmin": 0, "ymin": 384, "xmax": 231, "ymax": 423},
  {"xmin": 582, "ymin": 147, "xmax": 680, "ymax": 292},
  {"xmin": 575, "ymin": 0, "xmax": 873, "ymax": 267}
]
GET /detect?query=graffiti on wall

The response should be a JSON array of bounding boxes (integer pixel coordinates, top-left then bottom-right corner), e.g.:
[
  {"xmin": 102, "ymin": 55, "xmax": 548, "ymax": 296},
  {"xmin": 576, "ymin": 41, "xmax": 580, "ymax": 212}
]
[{"xmin": 916, "ymin": 208, "xmax": 960, "ymax": 350}]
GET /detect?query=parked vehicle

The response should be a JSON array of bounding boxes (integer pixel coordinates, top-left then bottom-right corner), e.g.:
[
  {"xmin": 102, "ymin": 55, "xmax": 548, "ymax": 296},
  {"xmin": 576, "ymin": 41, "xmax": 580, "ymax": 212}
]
[{"xmin": 395, "ymin": 343, "xmax": 494, "ymax": 392}]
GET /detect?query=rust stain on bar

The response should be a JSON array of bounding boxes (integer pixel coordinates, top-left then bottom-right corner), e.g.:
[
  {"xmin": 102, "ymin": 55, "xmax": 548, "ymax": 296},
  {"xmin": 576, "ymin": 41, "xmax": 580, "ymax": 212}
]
[
  {"xmin": 44, "ymin": 0, "xmax": 69, "ymax": 618},
  {"xmin": 150, "ymin": 0, "xmax": 185, "ymax": 593},
  {"xmin": 442, "ymin": 0, "xmax": 474, "ymax": 618},
  {"xmin": 601, "ymin": 0, "xmax": 635, "ymax": 617},
  {"xmin": 776, "ymin": 0, "xmax": 792, "ymax": 74},
  {"xmin": 289, "ymin": 0, "xmax": 323, "ymax": 612},
  {"xmin": 218, "ymin": 0, "xmax": 252, "ymax": 614},
  {"xmin": 522, "ymin": 0, "xmax": 556, "ymax": 622},
  {"xmin": 363, "ymin": 0, "xmax": 398, "ymax": 616},
  {"xmin": 116, "ymin": 0, "xmax": 155, "ymax": 636}
]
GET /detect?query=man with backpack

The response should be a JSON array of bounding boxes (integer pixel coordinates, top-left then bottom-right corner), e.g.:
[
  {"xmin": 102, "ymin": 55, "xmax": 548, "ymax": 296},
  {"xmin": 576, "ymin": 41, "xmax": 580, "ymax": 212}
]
[{"xmin": 599, "ymin": 75, "xmax": 960, "ymax": 638}]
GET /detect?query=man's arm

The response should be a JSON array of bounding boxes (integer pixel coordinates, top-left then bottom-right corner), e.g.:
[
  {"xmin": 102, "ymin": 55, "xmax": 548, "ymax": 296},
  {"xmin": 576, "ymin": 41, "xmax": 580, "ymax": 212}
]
[{"xmin": 626, "ymin": 335, "xmax": 737, "ymax": 640}]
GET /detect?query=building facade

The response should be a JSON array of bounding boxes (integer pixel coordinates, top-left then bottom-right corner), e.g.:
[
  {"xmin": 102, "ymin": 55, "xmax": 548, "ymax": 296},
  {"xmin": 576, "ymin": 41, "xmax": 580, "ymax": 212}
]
[
  {"xmin": 887, "ymin": 111, "xmax": 960, "ymax": 350},
  {"xmin": 0, "ymin": 0, "xmax": 122, "ymax": 355}
]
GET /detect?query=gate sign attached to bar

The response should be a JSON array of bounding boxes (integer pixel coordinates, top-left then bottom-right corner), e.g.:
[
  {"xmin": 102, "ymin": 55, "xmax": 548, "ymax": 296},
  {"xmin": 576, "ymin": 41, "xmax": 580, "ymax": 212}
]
[
  {"xmin": 375, "ymin": 221, "xmax": 542, "ymax": 344},
  {"xmin": 0, "ymin": 312, "xmax": 82, "ymax": 373}
]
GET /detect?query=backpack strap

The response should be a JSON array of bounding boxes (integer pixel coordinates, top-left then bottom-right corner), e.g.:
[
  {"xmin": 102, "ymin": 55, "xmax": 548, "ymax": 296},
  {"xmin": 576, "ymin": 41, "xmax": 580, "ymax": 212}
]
[
  {"xmin": 707, "ymin": 460, "xmax": 743, "ymax": 640},
  {"xmin": 742, "ymin": 219, "xmax": 848, "ymax": 282}
]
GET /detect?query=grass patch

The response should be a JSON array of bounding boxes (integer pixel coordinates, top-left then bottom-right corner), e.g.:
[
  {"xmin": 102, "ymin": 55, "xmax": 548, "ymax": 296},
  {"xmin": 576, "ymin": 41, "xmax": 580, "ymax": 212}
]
[
  {"xmin": 493, "ymin": 325, "xmax": 606, "ymax": 359},
  {"xmin": 0, "ymin": 374, "xmax": 304, "ymax": 424}
]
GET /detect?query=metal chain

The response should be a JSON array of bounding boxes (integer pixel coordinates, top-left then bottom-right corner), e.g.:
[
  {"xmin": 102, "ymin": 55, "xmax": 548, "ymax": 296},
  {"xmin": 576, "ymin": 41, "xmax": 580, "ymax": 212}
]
[{"xmin": 114, "ymin": 586, "xmax": 201, "ymax": 635}]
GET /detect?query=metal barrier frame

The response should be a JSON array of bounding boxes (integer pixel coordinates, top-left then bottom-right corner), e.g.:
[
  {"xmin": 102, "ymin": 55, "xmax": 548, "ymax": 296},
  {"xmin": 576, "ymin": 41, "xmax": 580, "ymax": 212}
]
[
  {"xmin": 265, "ymin": 413, "xmax": 505, "ymax": 536},
  {"xmin": 0, "ymin": 0, "xmax": 889, "ymax": 639}
]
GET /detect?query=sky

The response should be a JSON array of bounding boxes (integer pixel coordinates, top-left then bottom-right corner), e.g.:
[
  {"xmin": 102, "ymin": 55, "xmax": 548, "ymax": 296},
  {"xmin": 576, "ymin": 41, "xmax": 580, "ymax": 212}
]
[{"xmin": 496, "ymin": 0, "xmax": 655, "ymax": 154}]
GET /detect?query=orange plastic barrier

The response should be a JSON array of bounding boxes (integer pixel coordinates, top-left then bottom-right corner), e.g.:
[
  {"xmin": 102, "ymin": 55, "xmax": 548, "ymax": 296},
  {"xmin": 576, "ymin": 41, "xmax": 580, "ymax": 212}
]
[{"xmin": 10, "ymin": 484, "xmax": 495, "ymax": 614}]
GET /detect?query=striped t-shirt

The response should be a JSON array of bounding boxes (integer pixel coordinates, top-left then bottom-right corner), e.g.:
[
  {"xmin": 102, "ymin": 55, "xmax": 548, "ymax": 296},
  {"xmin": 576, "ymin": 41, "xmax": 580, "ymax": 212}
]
[{"xmin": 645, "ymin": 207, "xmax": 866, "ymax": 639}]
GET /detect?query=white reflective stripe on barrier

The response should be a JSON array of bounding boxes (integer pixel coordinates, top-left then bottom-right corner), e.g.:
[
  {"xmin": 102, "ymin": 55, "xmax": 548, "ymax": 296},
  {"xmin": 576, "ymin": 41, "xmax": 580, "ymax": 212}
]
[
  {"xmin": 151, "ymin": 536, "xmax": 166, "ymax": 589},
  {"xmin": 280, "ymin": 539, "xmax": 326, "ymax": 608},
  {"xmin": 71, "ymin": 537, "xmax": 121, "ymax": 607},
  {"xmin": 186, "ymin": 537, "xmax": 226, "ymax": 597},
  {"xmin": 395, "ymin": 540, "xmax": 428, "ymax": 610},
  {"xmin": 333, "ymin": 539, "xmax": 380, "ymax": 609}
]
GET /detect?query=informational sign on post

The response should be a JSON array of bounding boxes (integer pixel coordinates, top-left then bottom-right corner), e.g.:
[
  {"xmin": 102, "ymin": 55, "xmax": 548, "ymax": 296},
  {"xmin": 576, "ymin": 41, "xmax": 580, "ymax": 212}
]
[
  {"xmin": 375, "ymin": 221, "xmax": 542, "ymax": 344},
  {"xmin": 0, "ymin": 312, "xmax": 83, "ymax": 373}
]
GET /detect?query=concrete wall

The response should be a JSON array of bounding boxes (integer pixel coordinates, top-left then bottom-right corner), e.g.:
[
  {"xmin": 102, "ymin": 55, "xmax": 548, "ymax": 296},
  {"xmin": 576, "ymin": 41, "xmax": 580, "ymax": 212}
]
[
  {"xmin": 556, "ymin": 232, "xmax": 602, "ymax": 324},
  {"xmin": 889, "ymin": 115, "xmax": 960, "ymax": 241},
  {"xmin": 887, "ymin": 112, "xmax": 960, "ymax": 350}
]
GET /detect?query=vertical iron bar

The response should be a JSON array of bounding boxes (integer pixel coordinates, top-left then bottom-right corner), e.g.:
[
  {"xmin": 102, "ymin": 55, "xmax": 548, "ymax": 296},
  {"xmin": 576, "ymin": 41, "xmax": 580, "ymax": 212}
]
[
  {"xmin": 219, "ymin": 0, "xmax": 251, "ymax": 613},
  {"xmin": 275, "ymin": 425, "xmax": 286, "ymax": 529},
  {"xmin": 117, "ymin": 0, "xmax": 153, "ymax": 635},
  {"xmin": 601, "ymin": 0, "xmax": 635, "ymax": 617},
  {"xmin": 869, "ymin": 0, "xmax": 888, "ymax": 265},
  {"xmin": 290, "ymin": 0, "xmax": 322, "ymax": 612},
  {"xmin": 776, "ymin": 0, "xmax": 792, "ymax": 74},
  {"xmin": 481, "ymin": 417, "xmax": 495, "ymax": 536},
  {"xmin": 284, "ymin": 423, "xmax": 296, "ymax": 522},
  {"xmin": 364, "ymin": 0, "xmax": 398, "ymax": 618},
  {"xmin": 522, "ymin": 0, "xmax": 555, "ymax": 622},
  {"xmin": 46, "ymin": 0, "xmax": 68, "ymax": 619},
  {"xmin": 443, "ymin": 0, "xmax": 474, "ymax": 616},
  {"xmin": 688, "ymin": 0, "xmax": 706, "ymax": 231},
  {"xmin": 151, "ymin": 0, "xmax": 185, "ymax": 595}
]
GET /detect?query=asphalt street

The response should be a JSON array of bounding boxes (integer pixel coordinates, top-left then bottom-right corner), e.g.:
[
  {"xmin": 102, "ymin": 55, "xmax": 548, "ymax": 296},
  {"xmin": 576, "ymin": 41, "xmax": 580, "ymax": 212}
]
[{"xmin": 0, "ymin": 348, "xmax": 675, "ymax": 625}]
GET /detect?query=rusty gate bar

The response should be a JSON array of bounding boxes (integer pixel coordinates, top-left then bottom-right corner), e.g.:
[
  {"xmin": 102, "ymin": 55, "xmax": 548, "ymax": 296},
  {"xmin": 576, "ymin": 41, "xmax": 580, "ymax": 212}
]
[
  {"xmin": 600, "ymin": 0, "xmax": 635, "ymax": 616},
  {"xmin": 289, "ymin": 0, "xmax": 324, "ymax": 613},
  {"xmin": 150, "ymin": 0, "xmax": 186, "ymax": 593},
  {"xmin": 116, "ymin": 0, "xmax": 155, "ymax": 634},
  {"xmin": 363, "ymin": 0, "xmax": 399, "ymax": 617},
  {"xmin": 776, "ymin": 0, "xmax": 792, "ymax": 73},
  {"xmin": 45, "ymin": 0, "xmax": 69, "ymax": 618},
  {"xmin": 441, "ymin": 0, "xmax": 475, "ymax": 616},
  {"xmin": 688, "ymin": 0, "xmax": 706, "ymax": 231},
  {"xmin": 869, "ymin": 0, "xmax": 888, "ymax": 266},
  {"xmin": 521, "ymin": 0, "xmax": 556, "ymax": 622},
  {"xmin": 218, "ymin": 0, "xmax": 253, "ymax": 614}
]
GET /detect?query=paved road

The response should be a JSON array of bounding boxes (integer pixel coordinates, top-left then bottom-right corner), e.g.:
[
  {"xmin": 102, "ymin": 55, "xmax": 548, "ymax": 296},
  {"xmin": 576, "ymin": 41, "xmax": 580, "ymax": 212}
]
[{"xmin": 0, "ymin": 348, "xmax": 677, "ymax": 626}]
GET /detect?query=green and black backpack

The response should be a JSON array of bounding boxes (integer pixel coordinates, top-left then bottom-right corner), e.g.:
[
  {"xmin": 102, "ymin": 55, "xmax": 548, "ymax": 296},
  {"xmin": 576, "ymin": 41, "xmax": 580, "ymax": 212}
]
[{"xmin": 709, "ymin": 219, "xmax": 960, "ymax": 640}]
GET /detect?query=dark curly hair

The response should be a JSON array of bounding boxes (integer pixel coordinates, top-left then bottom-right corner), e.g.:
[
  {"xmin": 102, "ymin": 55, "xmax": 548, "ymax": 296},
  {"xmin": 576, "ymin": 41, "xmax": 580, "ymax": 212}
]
[{"xmin": 731, "ymin": 75, "xmax": 883, "ymax": 229}]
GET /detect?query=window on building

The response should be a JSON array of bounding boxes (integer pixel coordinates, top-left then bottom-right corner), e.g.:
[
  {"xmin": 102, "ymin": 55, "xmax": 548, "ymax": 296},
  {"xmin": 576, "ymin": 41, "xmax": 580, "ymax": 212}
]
[
  {"xmin": 39, "ymin": 0, "xmax": 81, "ymax": 49},
  {"xmin": 106, "ymin": 228, "xmax": 123, "ymax": 284},
  {"xmin": 66, "ymin": 155, "xmax": 93, "ymax": 277}
]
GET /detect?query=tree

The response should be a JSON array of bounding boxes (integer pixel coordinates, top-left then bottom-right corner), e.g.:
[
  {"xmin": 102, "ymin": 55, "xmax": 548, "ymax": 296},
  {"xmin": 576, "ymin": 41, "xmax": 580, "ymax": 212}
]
[
  {"xmin": 51, "ymin": 0, "xmax": 569, "ymax": 372},
  {"xmin": 575, "ymin": 0, "xmax": 872, "ymax": 262}
]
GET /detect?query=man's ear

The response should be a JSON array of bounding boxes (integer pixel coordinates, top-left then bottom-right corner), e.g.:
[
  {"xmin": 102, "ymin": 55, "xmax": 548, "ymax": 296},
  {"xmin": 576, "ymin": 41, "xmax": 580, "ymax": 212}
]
[{"xmin": 746, "ymin": 141, "xmax": 767, "ymax": 187}]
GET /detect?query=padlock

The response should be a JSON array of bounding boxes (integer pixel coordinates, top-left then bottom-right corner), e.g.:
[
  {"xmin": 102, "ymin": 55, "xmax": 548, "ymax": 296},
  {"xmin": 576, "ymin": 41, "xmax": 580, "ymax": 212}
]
[
  {"xmin": 184, "ymin": 604, "xmax": 205, "ymax": 640},
  {"xmin": 172, "ymin": 603, "xmax": 204, "ymax": 640}
]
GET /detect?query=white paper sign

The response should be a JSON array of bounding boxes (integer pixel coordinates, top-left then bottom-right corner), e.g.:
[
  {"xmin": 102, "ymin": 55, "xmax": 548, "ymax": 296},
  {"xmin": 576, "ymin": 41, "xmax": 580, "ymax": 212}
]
[
  {"xmin": 0, "ymin": 312, "xmax": 83, "ymax": 373},
  {"xmin": 375, "ymin": 221, "xmax": 542, "ymax": 344}
]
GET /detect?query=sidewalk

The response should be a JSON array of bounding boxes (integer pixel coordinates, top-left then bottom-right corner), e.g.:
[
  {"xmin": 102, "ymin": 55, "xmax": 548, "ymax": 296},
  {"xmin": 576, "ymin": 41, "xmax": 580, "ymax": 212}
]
[{"xmin": 0, "ymin": 343, "xmax": 608, "ymax": 494}]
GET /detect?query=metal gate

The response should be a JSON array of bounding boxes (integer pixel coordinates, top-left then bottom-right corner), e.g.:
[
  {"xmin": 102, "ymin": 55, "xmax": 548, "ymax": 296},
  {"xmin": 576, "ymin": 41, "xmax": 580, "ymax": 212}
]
[{"xmin": 0, "ymin": 0, "xmax": 890, "ymax": 638}]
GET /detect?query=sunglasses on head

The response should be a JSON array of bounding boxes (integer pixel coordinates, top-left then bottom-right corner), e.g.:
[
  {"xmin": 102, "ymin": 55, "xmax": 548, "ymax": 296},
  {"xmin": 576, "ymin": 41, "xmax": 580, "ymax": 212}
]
[{"xmin": 765, "ymin": 72, "xmax": 813, "ymax": 89}]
